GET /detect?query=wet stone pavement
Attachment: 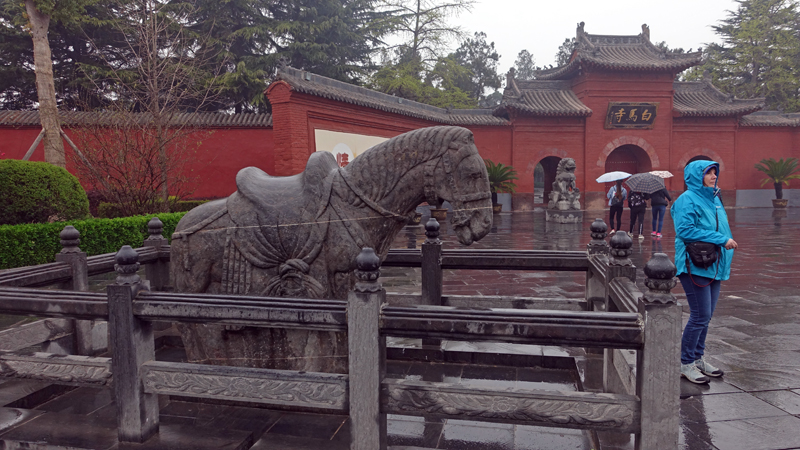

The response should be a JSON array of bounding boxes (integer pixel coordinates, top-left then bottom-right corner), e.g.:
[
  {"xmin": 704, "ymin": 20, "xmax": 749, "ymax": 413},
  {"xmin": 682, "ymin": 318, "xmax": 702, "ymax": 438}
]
[{"xmin": 1, "ymin": 207, "xmax": 799, "ymax": 449}]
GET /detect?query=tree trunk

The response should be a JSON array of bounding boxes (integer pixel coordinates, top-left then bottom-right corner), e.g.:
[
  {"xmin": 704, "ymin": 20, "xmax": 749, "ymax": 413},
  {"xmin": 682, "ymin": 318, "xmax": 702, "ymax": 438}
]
[
  {"xmin": 774, "ymin": 182, "xmax": 783, "ymax": 200},
  {"xmin": 25, "ymin": 0, "xmax": 65, "ymax": 167}
]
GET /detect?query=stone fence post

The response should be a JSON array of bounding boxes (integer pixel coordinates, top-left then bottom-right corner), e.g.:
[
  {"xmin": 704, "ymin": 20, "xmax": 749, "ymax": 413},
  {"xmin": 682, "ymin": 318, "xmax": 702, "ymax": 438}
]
[
  {"xmin": 108, "ymin": 246, "xmax": 159, "ymax": 442},
  {"xmin": 143, "ymin": 217, "xmax": 169, "ymax": 291},
  {"xmin": 607, "ymin": 230, "xmax": 636, "ymax": 311},
  {"xmin": 586, "ymin": 218, "xmax": 608, "ymax": 313},
  {"xmin": 636, "ymin": 253, "xmax": 680, "ymax": 450},
  {"xmin": 55, "ymin": 226, "xmax": 97, "ymax": 355},
  {"xmin": 348, "ymin": 248, "xmax": 387, "ymax": 450},
  {"xmin": 421, "ymin": 218, "xmax": 442, "ymax": 307}
]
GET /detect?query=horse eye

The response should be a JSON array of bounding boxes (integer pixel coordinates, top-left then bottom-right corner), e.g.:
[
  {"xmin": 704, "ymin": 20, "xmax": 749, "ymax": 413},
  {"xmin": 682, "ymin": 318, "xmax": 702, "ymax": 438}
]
[{"xmin": 471, "ymin": 172, "xmax": 482, "ymax": 179}]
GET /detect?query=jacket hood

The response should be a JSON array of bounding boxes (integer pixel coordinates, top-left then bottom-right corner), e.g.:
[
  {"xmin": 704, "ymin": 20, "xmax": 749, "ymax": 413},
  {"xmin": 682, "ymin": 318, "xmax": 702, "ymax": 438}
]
[{"xmin": 684, "ymin": 160, "xmax": 720, "ymax": 193}]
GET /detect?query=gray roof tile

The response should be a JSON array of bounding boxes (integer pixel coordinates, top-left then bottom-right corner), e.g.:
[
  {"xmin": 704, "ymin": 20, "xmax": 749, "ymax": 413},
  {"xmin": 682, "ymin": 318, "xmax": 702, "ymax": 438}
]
[
  {"xmin": 536, "ymin": 24, "xmax": 701, "ymax": 80},
  {"xmin": 739, "ymin": 111, "xmax": 800, "ymax": 127},
  {"xmin": 0, "ymin": 110, "xmax": 273, "ymax": 127},
  {"xmin": 273, "ymin": 67, "xmax": 510, "ymax": 126},
  {"xmin": 495, "ymin": 80, "xmax": 592, "ymax": 117},
  {"xmin": 674, "ymin": 81, "xmax": 764, "ymax": 117}
]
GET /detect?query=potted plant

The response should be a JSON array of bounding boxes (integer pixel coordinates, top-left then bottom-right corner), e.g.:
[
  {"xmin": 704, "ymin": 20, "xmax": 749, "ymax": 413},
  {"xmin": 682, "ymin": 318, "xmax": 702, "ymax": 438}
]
[
  {"xmin": 754, "ymin": 157, "xmax": 800, "ymax": 208},
  {"xmin": 485, "ymin": 159, "xmax": 518, "ymax": 213}
]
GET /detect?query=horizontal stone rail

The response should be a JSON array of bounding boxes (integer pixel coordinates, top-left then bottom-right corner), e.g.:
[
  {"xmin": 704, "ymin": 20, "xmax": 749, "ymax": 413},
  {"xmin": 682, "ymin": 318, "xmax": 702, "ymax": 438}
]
[
  {"xmin": 0, "ymin": 287, "xmax": 108, "ymax": 319},
  {"xmin": 0, "ymin": 262, "xmax": 72, "ymax": 287},
  {"xmin": 0, "ymin": 352, "xmax": 112, "ymax": 387},
  {"xmin": 608, "ymin": 277, "xmax": 641, "ymax": 314},
  {"xmin": 382, "ymin": 378, "xmax": 640, "ymax": 433},
  {"xmin": 384, "ymin": 248, "xmax": 589, "ymax": 271},
  {"xmin": 382, "ymin": 306, "xmax": 643, "ymax": 349},
  {"xmin": 141, "ymin": 361, "xmax": 349, "ymax": 412}
]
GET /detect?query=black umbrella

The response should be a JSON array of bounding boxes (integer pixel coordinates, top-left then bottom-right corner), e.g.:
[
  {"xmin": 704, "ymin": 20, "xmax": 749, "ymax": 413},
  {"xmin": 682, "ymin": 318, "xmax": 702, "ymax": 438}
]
[{"xmin": 625, "ymin": 173, "xmax": 666, "ymax": 194}]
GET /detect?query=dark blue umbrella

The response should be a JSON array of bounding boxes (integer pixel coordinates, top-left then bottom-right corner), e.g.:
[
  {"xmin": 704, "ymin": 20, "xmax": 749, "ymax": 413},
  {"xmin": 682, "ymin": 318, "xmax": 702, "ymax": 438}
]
[{"xmin": 625, "ymin": 172, "xmax": 666, "ymax": 194}]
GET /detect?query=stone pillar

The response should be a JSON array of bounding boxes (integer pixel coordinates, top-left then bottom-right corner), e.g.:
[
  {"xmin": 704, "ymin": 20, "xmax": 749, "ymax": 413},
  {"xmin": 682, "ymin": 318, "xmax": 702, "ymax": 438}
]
[
  {"xmin": 421, "ymin": 218, "xmax": 443, "ymax": 348},
  {"xmin": 55, "ymin": 226, "xmax": 96, "ymax": 355},
  {"xmin": 143, "ymin": 217, "xmax": 169, "ymax": 291},
  {"xmin": 587, "ymin": 218, "xmax": 609, "ymax": 256},
  {"xmin": 604, "ymin": 230, "xmax": 636, "ymax": 403},
  {"xmin": 348, "ymin": 248, "xmax": 387, "ymax": 450},
  {"xmin": 421, "ymin": 218, "xmax": 442, "ymax": 307},
  {"xmin": 607, "ymin": 231, "xmax": 636, "ymax": 294},
  {"xmin": 108, "ymin": 246, "xmax": 159, "ymax": 443},
  {"xmin": 636, "ymin": 253, "xmax": 680, "ymax": 450}
]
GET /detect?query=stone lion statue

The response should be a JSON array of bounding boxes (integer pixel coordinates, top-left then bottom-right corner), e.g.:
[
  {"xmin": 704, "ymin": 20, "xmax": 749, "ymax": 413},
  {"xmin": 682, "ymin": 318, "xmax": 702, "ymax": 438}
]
[{"xmin": 548, "ymin": 158, "xmax": 581, "ymax": 211}]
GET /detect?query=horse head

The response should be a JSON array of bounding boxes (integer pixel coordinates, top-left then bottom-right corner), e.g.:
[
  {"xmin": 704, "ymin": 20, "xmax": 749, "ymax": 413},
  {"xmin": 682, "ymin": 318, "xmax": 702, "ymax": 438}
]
[{"xmin": 425, "ymin": 130, "xmax": 493, "ymax": 245}]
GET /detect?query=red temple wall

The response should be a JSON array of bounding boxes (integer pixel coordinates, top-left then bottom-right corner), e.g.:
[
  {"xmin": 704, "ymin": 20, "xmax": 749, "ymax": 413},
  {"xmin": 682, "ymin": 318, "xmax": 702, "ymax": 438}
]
[
  {"xmin": 734, "ymin": 127, "xmax": 800, "ymax": 191},
  {"xmin": 0, "ymin": 125, "xmax": 274, "ymax": 199}
]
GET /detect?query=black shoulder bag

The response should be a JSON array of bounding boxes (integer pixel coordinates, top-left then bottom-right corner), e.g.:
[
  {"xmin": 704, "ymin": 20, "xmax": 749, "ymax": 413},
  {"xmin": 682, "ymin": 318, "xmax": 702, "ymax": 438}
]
[{"xmin": 685, "ymin": 208, "xmax": 719, "ymax": 287}]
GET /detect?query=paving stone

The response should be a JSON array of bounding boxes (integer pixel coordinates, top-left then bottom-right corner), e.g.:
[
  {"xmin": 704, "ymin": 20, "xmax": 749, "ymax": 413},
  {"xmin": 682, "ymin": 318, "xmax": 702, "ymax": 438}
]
[
  {"xmin": 0, "ymin": 407, "xmax": 44, "ymax": 434},
  {"xmin": 265, "ymin": 411, "xmax": 347, "ymax": 440},
  {"xmin": 115, "ymin": 422, "xmax": 253, "ymax": 450},
  {"xmin": 680, "ymin": 392, "xmax": 787, "ymax": 423},
  {"xmin": 751, "ymin": 389, "xmax": 800, "ymax": 415},
  {"xmin": 34, "ymin": 386, "xmax": 112, "ymax": 415},
  {"xmin": 683, "ymin": 415, "xmax": 800, "ymax": 450},
  {"xmin": 0, "ymin": 410, "xmax": 118, "ymax": 450}
]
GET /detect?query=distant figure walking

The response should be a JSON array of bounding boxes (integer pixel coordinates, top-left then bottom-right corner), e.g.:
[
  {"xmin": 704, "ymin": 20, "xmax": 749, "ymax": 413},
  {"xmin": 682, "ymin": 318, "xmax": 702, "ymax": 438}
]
[
  {"xmin": 628, "ymin": 190, "xmax": 648, "ymax": 239},
  {"xmin": 606, "ymin": 181, "xmax": 627, "ymax": 235},
  {"xmin": 672, "ymin": 160, "xmax": 737, "ymax": 384},
  {"xmin": 649, "ymin": 187, "xmax": 672, "ymax": 238}
]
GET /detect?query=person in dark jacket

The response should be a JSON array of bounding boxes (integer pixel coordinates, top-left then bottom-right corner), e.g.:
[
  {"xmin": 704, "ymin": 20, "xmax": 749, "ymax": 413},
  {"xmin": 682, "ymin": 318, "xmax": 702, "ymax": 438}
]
[
  {"xmin": 649, "ymin": 188, "xmax": 672, "ymax": 238},
  {"xmin": 628, "ymin": 191, "xmax": 649, "ymax": 239},
  {"xmin": 606, "ymin": 181, "xmax": 627, "ymax": 235}
]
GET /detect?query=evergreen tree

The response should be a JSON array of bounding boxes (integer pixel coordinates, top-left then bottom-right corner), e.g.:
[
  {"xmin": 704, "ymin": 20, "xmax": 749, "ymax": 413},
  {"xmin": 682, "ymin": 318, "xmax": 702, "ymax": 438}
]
[
  {"xmin": 513, "ymin": 49, "xmax": 537, "ymax": 80},
  {"xmin": 451, "ymin": 31, "xmax": 501, "ymax": 104},
  {"xmin": 554, "ymin": 37, "xmax": 576, "ymax": 67},
  {"xmin": 701, "ymin": 0, "xmax": 800, "ymax": 112}
]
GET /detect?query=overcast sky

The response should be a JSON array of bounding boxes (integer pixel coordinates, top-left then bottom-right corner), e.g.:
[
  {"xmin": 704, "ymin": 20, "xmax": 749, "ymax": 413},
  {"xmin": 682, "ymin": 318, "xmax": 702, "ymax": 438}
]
[{"xmin": 452, "ymin": 0, "xmax": 740, "ymax": 72}]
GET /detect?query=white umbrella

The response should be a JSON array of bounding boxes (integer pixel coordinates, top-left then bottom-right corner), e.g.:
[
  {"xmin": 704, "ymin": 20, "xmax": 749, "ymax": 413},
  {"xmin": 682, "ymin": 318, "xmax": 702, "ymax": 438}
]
[
  {"xmin": 650, "ymin": 170, "xmax": 674, "ymax": 178},
  {"xmin": 596, "ymin": 171, "xmax": 632, "ymax": 183}
]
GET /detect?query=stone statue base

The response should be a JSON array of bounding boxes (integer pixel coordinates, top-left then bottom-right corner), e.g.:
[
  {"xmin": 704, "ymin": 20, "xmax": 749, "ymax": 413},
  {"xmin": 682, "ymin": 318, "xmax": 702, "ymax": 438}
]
[{"xmin": 546, "ymin": 208, "xmax": 583, "ymax": 224}]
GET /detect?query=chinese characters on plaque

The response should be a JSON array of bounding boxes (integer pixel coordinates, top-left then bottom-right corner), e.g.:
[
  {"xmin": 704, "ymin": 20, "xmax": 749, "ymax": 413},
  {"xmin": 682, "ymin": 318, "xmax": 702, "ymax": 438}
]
[{"xmin": 604, "ymin": 102, "xmax": 658, "ymax": 129}]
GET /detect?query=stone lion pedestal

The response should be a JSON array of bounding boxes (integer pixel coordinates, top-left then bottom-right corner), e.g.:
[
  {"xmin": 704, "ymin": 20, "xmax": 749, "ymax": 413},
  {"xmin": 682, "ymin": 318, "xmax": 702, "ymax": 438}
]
[{"xmin": 546, "ymin": 158, "xmax": 583, "ymax": 223}]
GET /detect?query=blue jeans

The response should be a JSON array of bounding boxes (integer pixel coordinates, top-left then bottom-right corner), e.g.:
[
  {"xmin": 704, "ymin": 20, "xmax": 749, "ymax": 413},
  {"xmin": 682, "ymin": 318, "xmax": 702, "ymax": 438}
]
[
  {"xmin": 652, "ymin": 204, "xmax": 666, "ymax": 233},
  {"xmin": 679, "ymin": 273, "xmax": 721, "ymax": 364}
]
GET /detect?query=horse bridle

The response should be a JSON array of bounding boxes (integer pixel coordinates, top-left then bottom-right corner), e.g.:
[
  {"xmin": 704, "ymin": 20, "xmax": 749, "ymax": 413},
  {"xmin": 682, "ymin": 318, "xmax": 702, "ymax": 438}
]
[{"xmin": 423, "ymin": 144, "xmax": 491, "ymax": 228}]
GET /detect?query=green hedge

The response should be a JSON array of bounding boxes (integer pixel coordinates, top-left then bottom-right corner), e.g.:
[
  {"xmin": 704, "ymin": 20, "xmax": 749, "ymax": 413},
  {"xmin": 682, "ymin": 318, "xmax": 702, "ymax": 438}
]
[
  {"xmin": 0, "ymin": 160, "xmax": 90, "ymax": 225},
  {"xmin": 0, "ymin": 212, "xmax": 187, "ymax": 269},
  {"xmin": 97, "ymin": 200, "xmax": 209, "ymax": 219}
]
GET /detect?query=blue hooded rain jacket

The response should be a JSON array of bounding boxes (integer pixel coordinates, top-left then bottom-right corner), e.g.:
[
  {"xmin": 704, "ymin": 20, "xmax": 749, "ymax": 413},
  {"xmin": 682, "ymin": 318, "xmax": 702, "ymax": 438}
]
[{"xmin": 671, "ymin": 160, "xmax": 734, "ymax": 280}]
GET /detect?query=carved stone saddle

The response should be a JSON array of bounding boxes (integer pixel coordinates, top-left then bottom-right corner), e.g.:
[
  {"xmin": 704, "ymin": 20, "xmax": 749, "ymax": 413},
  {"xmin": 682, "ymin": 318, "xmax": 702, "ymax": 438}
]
[{"xmin": 225, "ymin": 152, "xmax": 339, "ymax": 297}]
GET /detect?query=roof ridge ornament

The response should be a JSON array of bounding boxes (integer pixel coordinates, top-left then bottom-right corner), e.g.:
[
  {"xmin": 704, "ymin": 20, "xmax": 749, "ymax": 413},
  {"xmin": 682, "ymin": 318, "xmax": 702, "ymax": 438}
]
[
  {"xmin": 641, "ymin": 24, "xmax": 650, "ymax": 42},
  {"xmin": 506, "ymin": 68, "xmax": 521, "ymax": 96}
]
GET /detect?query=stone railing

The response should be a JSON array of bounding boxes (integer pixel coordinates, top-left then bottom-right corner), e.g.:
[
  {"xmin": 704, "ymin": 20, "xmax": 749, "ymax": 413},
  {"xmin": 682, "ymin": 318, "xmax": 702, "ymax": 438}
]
[{"xmin": 0, "ymin": 216, "xmax": 680, "ymax": 449}]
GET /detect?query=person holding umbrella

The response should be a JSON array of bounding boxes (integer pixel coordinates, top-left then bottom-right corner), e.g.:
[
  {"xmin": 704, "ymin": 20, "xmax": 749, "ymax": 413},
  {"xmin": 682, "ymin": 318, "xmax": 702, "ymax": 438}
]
[
  {"xmin": 625, "ymin": 172, "xmax": 667, "ymax": 239},
  {"xmin": 597, "ymin": 171, "xmax": 630, "ymax": 235}
]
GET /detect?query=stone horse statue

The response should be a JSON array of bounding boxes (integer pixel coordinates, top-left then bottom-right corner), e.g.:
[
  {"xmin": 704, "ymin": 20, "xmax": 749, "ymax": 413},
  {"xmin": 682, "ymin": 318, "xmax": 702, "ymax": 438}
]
[{"xmin": 170, "ymin": 126, "xmax": 493, "ymax": 372}]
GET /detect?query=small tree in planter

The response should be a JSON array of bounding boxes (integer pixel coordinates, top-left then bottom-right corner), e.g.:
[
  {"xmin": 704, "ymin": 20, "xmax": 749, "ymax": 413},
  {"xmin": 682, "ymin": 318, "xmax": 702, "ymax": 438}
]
[
  {"xmin": 484, "ymin": 160, "xmax": 518, "ymax": 212},
  {"xmin": 754, "ymin": 158, "xmax": 800, "ymax": 208}
]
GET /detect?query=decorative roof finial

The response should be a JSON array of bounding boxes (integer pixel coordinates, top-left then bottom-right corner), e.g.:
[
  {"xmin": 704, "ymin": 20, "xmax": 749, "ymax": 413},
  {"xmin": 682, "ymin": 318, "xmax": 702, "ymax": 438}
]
[
  {"xmin": 641, "ymin": 24, "xmax": 650, "ymax": 41},
  {"xmin": 506, "ymin": 68, "xmax": 521, "ymax": 96},
  {"xmin": 278, "ymin": 56, "xmax": 289, "ymax": 70},
  {"xmin": 576, "ymin": 21, "xmax": 585, "ymax": 38}
]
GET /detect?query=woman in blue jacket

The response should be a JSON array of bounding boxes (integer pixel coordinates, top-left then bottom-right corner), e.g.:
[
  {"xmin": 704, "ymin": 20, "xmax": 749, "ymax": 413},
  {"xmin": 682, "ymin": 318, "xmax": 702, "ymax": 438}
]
[{"xmin": 671, "ymin": 160, "xmax": 738, "ymax": 384}]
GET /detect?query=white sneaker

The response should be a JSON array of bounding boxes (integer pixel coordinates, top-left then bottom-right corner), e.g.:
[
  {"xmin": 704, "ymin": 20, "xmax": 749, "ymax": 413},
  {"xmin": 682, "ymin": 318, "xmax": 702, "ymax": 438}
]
[
  {"xmin": 695, "ymin": 357, "xmax": 724, "ymax": 377},
  {"xmin": 638, "ymin": 234, "xmax": 645, "ymax": 240},
  {"xmin": 681, "ymin": 363, "xmax": 709, "ymax": 384}
]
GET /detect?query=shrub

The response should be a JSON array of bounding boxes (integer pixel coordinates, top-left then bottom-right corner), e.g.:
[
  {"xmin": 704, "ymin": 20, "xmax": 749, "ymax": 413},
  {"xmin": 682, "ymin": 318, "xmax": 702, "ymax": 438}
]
[
  {"xmin": 0, "ymin": 212, "xmax": 186, "ymax": 269},
  {"xmin": 0, "ymin": 160, "xmax": 91, "ymax": 225},
  {"xmin": 97, "ymin": 199, "xmax": 209, "ymax": 218}
]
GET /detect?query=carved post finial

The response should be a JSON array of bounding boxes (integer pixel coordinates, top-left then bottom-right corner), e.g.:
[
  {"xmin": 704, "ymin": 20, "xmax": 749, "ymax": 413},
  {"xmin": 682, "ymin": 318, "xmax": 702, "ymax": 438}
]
[
  {"xmin": 587, "ymin": 218, "xmax": 609, "ymax": 255},
  {"xmin": 642, "ymin": 253, "xmax": 678, "ymax": 304},
  {"xmin": 115, "ymin": 245, "xmax": 141, "ymax": 285},
  {"xmin": 609, "ymin": 231, "xmax": 633, "ymax": 266},
  {"xmin": 354, "ymin": 247, "xmax": 381, "ymax": 293},
  {"xmin": 425, "ymin": 218, "xmax": 441, "ymax": 243},
  {"xmin": 146, "ymin": 217, "xmax": 164, "ymax": 241},
  {"xmin": 60, "ymin": 225, "xmax": 81, "ymax": 253}
]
